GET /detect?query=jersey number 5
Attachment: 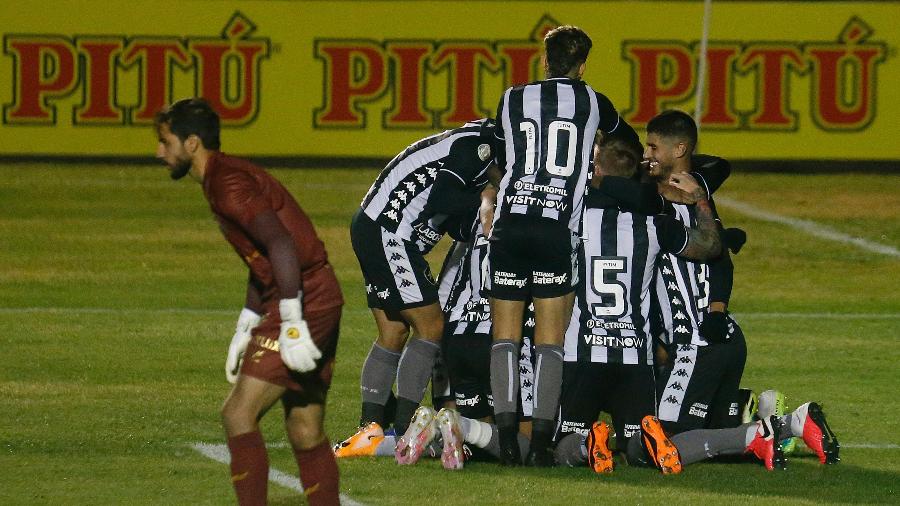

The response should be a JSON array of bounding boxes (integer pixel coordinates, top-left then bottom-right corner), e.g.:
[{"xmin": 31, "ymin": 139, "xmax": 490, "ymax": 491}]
[
  {"xmin": 590, "ymin": 256, "xmax": 628, "ymax": 318},
  {"xmin": 519, "ymin": 120, "xmax": 578, "ymax": 177}
]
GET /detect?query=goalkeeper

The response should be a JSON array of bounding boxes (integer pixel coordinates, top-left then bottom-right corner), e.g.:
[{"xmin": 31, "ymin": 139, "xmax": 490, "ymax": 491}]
[{"xmin": 155, "ymin": 98, "xmax": 343, "ymax": 506}]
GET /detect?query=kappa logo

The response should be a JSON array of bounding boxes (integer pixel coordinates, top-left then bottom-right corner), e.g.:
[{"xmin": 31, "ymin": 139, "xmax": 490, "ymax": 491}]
[
  {"xmin": 670, "ymin": 382, "xmax": 684, "ymax": 391},
  {"xmin": 399, "ymin": 279, "xmax": 413, "ymax": 288},
  {"xmin": 673, "ymin": 369, "xmax": 689, "ymax": 378},
  {"xmin": 678, "ymin": 356, "xmax": 693, "ymax": 364},
  {"xmin": 386, "ymin": 239, "xmax": 400, "ymax": 248},
  {"xmin": 390, "ymin": 253, "xmax": 403, "ymax": 261},
  {"xmin": 394, "ymin": 265, "xmax": 409, "ymax": 274},
  {"xmin": 664, "ymin": 395, "xmax": 680, "ymax": 404}
]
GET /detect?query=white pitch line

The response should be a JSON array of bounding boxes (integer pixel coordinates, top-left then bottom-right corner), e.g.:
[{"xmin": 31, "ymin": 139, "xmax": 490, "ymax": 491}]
[
  {"xmin": 734, "ymin": 312, "xmax": 900, "ymax": 319},
  {"xmin": 715, "ymin": 195, "xmax": 900, "ymax": 258},
  {"xmin": 190, "ymin": 443, "xmax": 367, "ymax": 506},
  {"xmin": 842, "ymin": 443, "xmax": 900, "ymax": 449}
]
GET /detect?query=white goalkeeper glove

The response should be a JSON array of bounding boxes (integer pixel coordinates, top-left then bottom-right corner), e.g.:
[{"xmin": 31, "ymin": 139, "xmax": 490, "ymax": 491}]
[
  {"xmin": 278, "ymin": 297, "xmax": 321, "ymax": 373},
  {"xmin": 226, "ymin": 308, "xmax": 261, "ymax": 384}
]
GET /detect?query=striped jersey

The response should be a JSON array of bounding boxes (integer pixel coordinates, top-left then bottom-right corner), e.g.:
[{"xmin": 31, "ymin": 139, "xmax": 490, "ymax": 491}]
[
  {"xmin": 564, "ymin": 200, "xmax": 689, "ymax": 365},
  {"xmin": 493, "ymin": 78, "xmax": 623, "ymax": 233},
  {"xmin": 652, "ymin": 200, "xmax": 720, "ymax": 347},
  {"xmin": 442, "ymin": 217, "xmax": 536, "ymax": 339},
  {"xmin": 361, "ymin": 120, "xmax": 493, "ymax": 253}
]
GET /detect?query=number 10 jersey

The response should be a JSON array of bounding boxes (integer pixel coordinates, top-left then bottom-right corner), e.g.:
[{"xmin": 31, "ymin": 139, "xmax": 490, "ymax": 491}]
[{"xmin": 493, "ymin": 77, "xmax": 624, "ymax": 234}]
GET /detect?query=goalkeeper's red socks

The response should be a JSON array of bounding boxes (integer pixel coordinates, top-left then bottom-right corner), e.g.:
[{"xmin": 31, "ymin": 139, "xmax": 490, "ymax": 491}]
[
  {"xmin": 226, "ymin": 431, "xmax": 269, "ymax": 506},
  {"xmin": 294, "ymin": 439, "xmax": 340, "ymax": 506}
]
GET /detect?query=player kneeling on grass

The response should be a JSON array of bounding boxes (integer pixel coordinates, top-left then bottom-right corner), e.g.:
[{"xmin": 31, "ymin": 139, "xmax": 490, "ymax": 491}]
[
  {"xmin": 155, "ymin": 98, "xmax": 343, "ymax": 506},
  {"xmin": 634, "ymin": 401, "xmax": 839, "ymax": 474}
]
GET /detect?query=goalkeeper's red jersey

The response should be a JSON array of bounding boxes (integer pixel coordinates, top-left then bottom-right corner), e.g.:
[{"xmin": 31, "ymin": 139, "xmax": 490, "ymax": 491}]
[{"xmin": 202, "ymin": 152, "xmax": 344, "ymax": 321}]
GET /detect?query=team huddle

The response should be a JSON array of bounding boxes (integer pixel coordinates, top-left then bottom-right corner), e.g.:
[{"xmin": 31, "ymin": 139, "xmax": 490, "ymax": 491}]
[
  {"xmin": 155, "ymin": 24, "xmax": 839, "ymax": 506},
  {"xmin": 334, "ymin": 25, "xmax": 840, "ymax": 475}
]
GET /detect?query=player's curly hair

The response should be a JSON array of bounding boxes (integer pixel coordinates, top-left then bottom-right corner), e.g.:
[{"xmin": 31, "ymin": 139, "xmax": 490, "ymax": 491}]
[
  {"xmin": 646, "ymin": 110, "xmax": 697, "ymax": 151},
  {"xmin": 544, "ymin": 25, "xmax": 592, "ymax": 78},
  {"xmin": 154, "ymin": 98, "xmax": 221, "ymax": 150}
]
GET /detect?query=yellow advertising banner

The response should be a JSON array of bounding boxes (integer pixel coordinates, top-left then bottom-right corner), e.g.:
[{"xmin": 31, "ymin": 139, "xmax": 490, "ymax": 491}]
[{"xmin": 1, "ymin": 0, "xmax": 898, "ymax": 162}]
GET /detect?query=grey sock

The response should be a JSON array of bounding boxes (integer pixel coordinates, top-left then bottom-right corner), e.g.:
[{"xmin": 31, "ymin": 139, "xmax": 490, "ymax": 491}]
[
  {"xmin": 670, "ymin": 422, "xmax": 758, "ymax": 465},
  {"xmin": 396, "ymin": 338, "xmax": 440, "ymax": 402},
  {"xmin": 780, "ymin": 414, "xmax": 797, "ymax": 438},
  {"xmin": 483, "ymin": 428, "xmax": 531, "ymax": 463},
  {"xmin": 459, "ymin": 416, "xmax": 471, "ymax": 436},
  {"xmin": 532, "ymin": 344, "xmax": 564, "ymax": 421},
  {"xmin": 360, "ymin": 343, "xmax": 400, "ymax": 405},
  {"xmin": 374, "ymin": 436, "xmax": 397, "ymax": 457},
  {"xmin": 554, "ymin": 432, "xmax": 587, "ymax": 467},
  {"xmin": 490, "ymin": 340, "xmax": 520, "ymax": 416}
]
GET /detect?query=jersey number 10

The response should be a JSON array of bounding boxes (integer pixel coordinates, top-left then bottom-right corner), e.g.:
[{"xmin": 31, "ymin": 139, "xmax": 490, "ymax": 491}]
[{"xmin": 519, "ymin": 120, "xmax": 578, "ymax": 177}]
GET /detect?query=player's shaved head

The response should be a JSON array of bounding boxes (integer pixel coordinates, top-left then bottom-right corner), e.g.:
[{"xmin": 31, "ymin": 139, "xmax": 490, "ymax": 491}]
[
  {"xmin": 646, "ymin": 110, "xmax": 697, "ymax": 152},
  {"xmin": 154, "ymin": 98, "xmax": 221, "ymax": 151},
  {"xmin": 544, "ymin": 25, "xmax": 592, "ymax": 78}
]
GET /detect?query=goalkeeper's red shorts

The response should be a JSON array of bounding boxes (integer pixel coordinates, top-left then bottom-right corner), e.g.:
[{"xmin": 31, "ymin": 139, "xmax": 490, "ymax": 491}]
[{"xmin": 241, "ymin": 306, "xmax": 342, "ymax": 404}]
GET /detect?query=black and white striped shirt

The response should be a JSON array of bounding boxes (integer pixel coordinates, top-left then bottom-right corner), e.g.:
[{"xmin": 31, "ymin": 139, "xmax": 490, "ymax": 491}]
[
  {"xmin": 652, "ymin": 200, "xmax": 720, "ymax": 347},
  {"xmin": 493, "ymin": 78, "xmax": 623, "ymax": 233},
  {"xmin": 361, "ymin": 120, "xmax": 493, "ymax": 253},
  {"xmin": 564, "ymin": 197, "xmax": 689, "ymax": 364},
  {"xmin": 442, "ymin": 217, "xmax": 537, "ymax": 339}
]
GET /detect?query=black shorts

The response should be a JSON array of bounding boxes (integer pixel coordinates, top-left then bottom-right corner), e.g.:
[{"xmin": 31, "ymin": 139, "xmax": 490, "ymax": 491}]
[
  {"xmin": 350, "ymin": 209, "xmax": 438, "ymax": 311},
  {"xmin": 443, "ymin": 332, "xmax": 535, "ymax": 420},
  {"xmin": 557, "ymin": 361, "xmax": 656, "ymax": 446},
  {"xmin": 488, "ymin": 215, "xmax": 578, "ymax": 300},
  {"xmin": 657, "ymin": 321, "xmax": 747, "ymax": 434}
]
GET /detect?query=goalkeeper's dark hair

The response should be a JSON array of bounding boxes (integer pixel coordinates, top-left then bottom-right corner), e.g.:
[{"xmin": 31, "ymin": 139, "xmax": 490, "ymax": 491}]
[
  {"xmin": 544, "ymin": 25, "xmax": 592, "ymax": 78},
  {"xmin": 154, "ymin": 98, "xmax": 221, "ymax": 150},
  {"xmin": 646, "ymin": 110, "xmax": 697, "ymax": 151},
  {"xmin": 597, "ymin": 135, "xmax": 643, "ymax": 179}
]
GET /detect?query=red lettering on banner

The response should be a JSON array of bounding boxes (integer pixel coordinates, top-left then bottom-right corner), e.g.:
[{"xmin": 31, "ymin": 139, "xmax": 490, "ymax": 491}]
[
  {"xmin": 314, "ymin": 42, "xmax": 387, "ymax": 127},
  {"xmin": 75, "ymin": 38, "xmax": 124, "ymax": 123},
  {"xmin": 622, "ymin": 17, "xmax": 884, "ymax": 131},
  {"xmin": 699, "ymin": 45, "xmax": 740, "ymax": 128},
  {"xmin": 315, "ymin": 16, "xmax": 555, "ymax": 129},
  {"xmin": 623, "ymin": 44, "xmax": 694, "ymax": 124},
  {"xmin": 433, "ymin": 44, "xmax": 499, "ymax": 124},
  {"xmin": 190, "ymin": 14, "xmax": 269, "ymax": 125},
  {"xmin": 121, "ymin": 39, "xmax": 191, "ymax": 123},
  {"xmin": 385, "ymin": 43, "xmax": 431, "ymax": 127},
  {"xmin": 739, "ymin": 45, "xmax": 805, "ymax": 129},
  {"xmin": 4, "ymin": 37, "xmax": 78, "ymax": 123},
  {"xmin": 808, "ymin": 18, "xmax": 886, "ymax": 130},
  {"xmin": 2, "ymin": 11, "xmax": 270, "ymax": 127},
  {"xmin": 498, "ymin": 45, "xmax": 541, "ymax": 86}
]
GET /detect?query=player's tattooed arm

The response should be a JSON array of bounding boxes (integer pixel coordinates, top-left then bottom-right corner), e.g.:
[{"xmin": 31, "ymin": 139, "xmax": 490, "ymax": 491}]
[{"xmin": 680, "ymin": 199, "xmax": 722, "ymax": 261}]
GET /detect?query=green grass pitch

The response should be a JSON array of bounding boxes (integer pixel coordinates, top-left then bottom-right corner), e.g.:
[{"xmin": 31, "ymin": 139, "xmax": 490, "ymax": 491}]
[{"xmin": 1, "ymin": 165, "xmax": 898, "ymax": 504}]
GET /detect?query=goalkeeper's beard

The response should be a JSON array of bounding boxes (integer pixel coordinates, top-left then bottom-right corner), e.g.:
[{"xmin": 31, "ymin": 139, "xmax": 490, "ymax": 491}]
[{"xmin": 169, "ymin": 158, "xmax": 192, "ymax": 180}]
